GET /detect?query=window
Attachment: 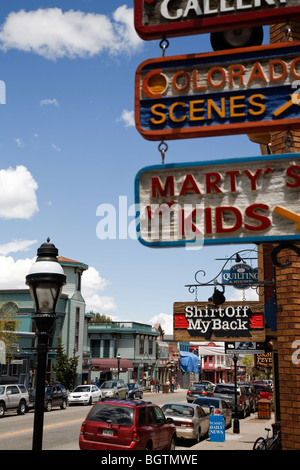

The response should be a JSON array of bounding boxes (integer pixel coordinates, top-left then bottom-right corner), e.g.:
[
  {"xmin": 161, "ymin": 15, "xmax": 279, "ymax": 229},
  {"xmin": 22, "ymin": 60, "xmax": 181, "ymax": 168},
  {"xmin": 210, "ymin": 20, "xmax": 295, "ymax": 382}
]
[
  {"xmin": 149, "ymin": 338, "xmax": 153, "ymax": 355},
  {"xmin": 103, "ymin": 340, "xmax": 110, "ymax": 358},
  {"xmin": 139, "ymin": 338, "xmax": 144, "ymax": 355},
  {"xmin": 76, "ymin": 271, "xmax": 81, "ymax": 291},
  {"xmin": 138, "ymin": 407, "xmax": 147, "ymax": 426},
  {"xmin": 91, "ymin": 340, "xmax": 100, "ymax": 357},
  {"xmin": 75, "ymin": 307, "xmax": 80, "ymax": 350}
]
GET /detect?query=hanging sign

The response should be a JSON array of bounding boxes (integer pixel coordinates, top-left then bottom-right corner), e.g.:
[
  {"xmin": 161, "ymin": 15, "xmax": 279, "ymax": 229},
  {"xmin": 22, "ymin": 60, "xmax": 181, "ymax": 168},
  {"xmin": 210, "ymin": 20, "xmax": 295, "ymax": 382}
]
[
  {"xmin": 173, "ymin": 301, "xmax": 265, "ymax": 342},
  {"xmin": 135, "ymin": 42, "xmax": 300, "ymax": 141},
  {"xmin": 221, "ymin": 263, "xmax": 259, "ymax": 289},
  {"xmin": 135, "ymin": 153, "xmax": 300, "ymax": 247},
  {"xmin": 225, "ymin": 341, "xmax": 267, "ymax": 354},
  {"xmin": 134, "ymin": 0, "xmax": 300, "ymax": 40}
]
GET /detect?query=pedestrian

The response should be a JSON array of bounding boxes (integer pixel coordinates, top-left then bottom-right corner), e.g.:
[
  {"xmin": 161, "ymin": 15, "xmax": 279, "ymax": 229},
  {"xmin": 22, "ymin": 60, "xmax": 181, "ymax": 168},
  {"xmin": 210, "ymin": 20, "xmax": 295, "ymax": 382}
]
[
  {"xmin": 155, "ymin": 379, "xmax": 160, "ymax": 393},
  {"xmin": 150, "ymin": 378, "xmax": 155, "ymax": 392}
]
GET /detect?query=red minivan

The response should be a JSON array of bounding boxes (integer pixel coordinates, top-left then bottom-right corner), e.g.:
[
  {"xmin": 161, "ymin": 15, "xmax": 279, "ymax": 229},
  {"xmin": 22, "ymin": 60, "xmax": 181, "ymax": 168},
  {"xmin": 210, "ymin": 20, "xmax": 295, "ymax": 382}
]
[
  {"xmin": 79, "ymin": 398, "xmax": 176, "ymax": 450},
  {"xmin": 251, "ymin": 383, "xmax": 273, "ymax": 401}
]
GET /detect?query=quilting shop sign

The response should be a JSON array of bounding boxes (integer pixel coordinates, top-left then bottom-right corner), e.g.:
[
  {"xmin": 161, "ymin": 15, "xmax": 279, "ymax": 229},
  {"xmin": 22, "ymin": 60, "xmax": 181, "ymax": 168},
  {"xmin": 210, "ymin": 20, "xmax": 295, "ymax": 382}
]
[
  {"xmin": 173, "ymin": 301, "xmax": 265, "ymax": 342},
  {"xmin": 134, "ymin": 0, "xmax": 300, "ymax": 39}
]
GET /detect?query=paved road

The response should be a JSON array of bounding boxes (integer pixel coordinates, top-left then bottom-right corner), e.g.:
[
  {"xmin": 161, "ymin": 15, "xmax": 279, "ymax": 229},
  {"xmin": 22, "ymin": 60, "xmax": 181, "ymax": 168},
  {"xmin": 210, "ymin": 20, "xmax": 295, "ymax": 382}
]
[{"xmin": 0, "ymin": 388, "xmax": 274, "ymax": 450}]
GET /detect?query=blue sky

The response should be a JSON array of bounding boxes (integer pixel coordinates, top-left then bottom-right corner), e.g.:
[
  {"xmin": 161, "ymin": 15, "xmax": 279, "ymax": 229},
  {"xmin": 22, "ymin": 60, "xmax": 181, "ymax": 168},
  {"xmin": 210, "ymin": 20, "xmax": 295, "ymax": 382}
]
[{"xmin": 0, "ymin": 1, "xmax": 263, "ymax": 334}]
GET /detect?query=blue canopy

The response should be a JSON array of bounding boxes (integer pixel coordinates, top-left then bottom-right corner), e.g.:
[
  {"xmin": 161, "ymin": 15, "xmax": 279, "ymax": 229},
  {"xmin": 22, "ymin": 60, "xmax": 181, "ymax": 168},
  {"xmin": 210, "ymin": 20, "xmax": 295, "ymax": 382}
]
[{"xmin": 179, "ymin": 351, "xmax": 199, "ymax": 373}]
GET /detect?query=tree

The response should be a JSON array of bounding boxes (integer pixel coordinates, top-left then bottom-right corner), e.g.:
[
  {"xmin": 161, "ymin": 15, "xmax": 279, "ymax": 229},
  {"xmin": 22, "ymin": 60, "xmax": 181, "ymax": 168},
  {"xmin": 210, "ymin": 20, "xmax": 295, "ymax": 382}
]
[
  {"xmin": 52, "ymin": 338, "xmax": 79, "ymax": 391},
  {"xmin": 89, "ymin": 313, "xmax": 112, "ymax": 323}
]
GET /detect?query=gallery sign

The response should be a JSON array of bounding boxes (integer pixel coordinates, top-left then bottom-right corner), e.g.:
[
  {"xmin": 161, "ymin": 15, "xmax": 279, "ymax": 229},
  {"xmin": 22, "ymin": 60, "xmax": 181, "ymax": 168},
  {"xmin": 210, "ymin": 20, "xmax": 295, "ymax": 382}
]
[
  {"xmin": 221, "ymin": 263, "xmax": 259, "ymax": 289},
  {"xmin": 225, "ymin": 341, "xmax": 267, "ymax": 354},
  {"xmin": 135, "ymin": 42, "xmax": 300, "ymax": 141},
  {"xmin": 135, "ymin": 153, "xmax": 300, "ymax": 247},
  {"xmin": 173, "ymin": 301, "xmax": 265, "ymax": 342},
  {"xmin": 134, "ymin": 0, "xmax": 300, "ymax": 40}
]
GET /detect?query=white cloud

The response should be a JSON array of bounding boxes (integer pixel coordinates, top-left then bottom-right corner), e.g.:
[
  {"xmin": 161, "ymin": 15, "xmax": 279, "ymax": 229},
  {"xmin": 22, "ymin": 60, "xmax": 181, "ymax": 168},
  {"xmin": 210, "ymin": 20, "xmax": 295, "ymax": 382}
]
[
  {"xmin": 14, "ymin": 138, "xmax": 24, "ymax": 148},
  {"xmin": 227, "ymin": 288, "xmax": 259, "ymax": 302},
  {"xmin": 51, "ymin": 143, "xmax": 61, "ymax": 152},
  {"xmin": 149, "ymin": 313, "xmax": 173, "ymax": 336},
  {"xmin": 0, "ymin": 165, "xmax": 39, "ymax": 219},
  {"xmin": 0, "ymin": 255, "xmax": 35, "ymax": 289},
  {"xmin": 118, "ymin": 109, "xmax": 134, "ymax": 128},
  {"xmin": 0, "ymin": 239, "xmax": 37, "ymax": 256},
  {"xmin": 0, "ymin": 6, "xmax": 143, "ymax": 60},
  {"xmin": 40, "ymin": 98, "xmax": 59, "ymax": 107},
  {"xmin": 82, "ymin": 266, "xmax": 117, "ymax": 314}
]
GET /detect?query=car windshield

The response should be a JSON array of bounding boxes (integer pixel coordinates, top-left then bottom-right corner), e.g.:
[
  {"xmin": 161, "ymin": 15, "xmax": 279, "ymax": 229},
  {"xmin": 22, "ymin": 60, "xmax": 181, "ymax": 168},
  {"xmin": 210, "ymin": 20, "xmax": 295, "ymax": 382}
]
[
  {"xmin": 195, "ymin": 398, "xmax": 220, "ymax": 407},
  {"xmin": 214, "ymin": 385, "xmax": 235, "ymax": 394},
  {"xmin": 190, "ymin": 385, "xmax": 205, "ymax": 391},
  {"xmin": 162, "ymin": 404, "xmax": 195, "ymax": 417},
  {"xmin": 101, "ymin": 381, "xmax": 117, "ymax": 389},
  {"xmin": 87, "ymin": 403, "xmax": 134, "ymax": 426},
  {"xmin": 73, "ymin": 386, "xmax": 91, "ymax": 392},
  {"xmin": 0, "ymin": 386, "xmax": 4, "ymax": 395}
]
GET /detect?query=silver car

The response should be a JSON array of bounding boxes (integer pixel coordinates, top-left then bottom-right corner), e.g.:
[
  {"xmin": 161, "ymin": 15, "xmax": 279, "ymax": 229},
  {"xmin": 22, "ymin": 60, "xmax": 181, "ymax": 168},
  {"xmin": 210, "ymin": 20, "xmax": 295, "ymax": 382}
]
[
  {"xmin": 162, "ymin": 402, "xmax": 209, "ymax": 442},
  {"xmin": 100, "ymin": 380, "xmax": 129, "ymax": 399},
  {"xmin": 193, "ymin": 396, "xmax": 232, "ymax": 429},
  {"xmin": 0, "ymin": 383, "xmax": 29, "ymax": 418}
]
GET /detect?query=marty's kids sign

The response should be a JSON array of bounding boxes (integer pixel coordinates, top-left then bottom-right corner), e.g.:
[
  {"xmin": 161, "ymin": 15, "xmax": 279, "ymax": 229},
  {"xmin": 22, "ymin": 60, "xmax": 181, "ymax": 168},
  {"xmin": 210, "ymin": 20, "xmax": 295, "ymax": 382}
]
[
  {"xmin": 173, "ymin": 301, "xmax": 265, "ymax": 342},
  {"xmin": 135, "ymin": 42, "xmax": 300, "ymax": 141},
  {"xmin": 135, "ymin": 153, "xmax": 300, "ymax": 247},
  {"xmin": 134, "ymin": 0, "xmax": 300, "ymax": 40}
]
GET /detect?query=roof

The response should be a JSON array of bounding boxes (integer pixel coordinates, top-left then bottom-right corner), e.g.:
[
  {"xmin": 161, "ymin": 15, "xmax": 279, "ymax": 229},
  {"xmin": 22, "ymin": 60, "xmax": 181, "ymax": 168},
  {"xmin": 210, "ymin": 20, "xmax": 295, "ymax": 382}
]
[{"xmin": 58, "ymin": 256, "xmax": 88, "ymax": 271}]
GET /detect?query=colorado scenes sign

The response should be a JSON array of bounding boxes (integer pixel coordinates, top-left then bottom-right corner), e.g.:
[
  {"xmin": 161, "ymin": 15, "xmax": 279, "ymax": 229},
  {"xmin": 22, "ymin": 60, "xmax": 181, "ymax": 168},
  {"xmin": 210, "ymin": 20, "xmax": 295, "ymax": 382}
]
[
  {"xmin": 173, "ymin": 301, "xmax": 265, "ymax": 342},
  {"xmin": 135, "ymin": 153, "xmax": 300, "ymax": 247},
  {"xmin": 135, "ymin": 42, "xmax": 300, "ymax": 141},
  {"xmin": 134, "ymin": 0, "xmax": 300, "ymax": 40}
]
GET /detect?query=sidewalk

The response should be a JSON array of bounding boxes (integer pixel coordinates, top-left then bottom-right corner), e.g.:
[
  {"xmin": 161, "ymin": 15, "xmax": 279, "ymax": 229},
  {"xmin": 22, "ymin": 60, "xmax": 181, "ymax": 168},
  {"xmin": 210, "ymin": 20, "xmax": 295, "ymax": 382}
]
[{"xmin": 177, "ymin": 413, "xmax": 275, "ymax": 450}]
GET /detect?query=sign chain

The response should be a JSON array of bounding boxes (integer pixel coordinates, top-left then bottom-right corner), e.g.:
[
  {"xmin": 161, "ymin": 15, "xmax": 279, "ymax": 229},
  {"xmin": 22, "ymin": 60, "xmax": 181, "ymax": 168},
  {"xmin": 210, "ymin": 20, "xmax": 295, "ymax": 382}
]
[
  {"xmin": 284, "ymin": 130, "xmax": 293, "ymax": 152},
  {"xmin": 158, "ymin": 140, "xmax": 168, "ymax": 164},
  {"xmin": 159, "ymin": 38, "xmax": 169, "ymax": 57}
]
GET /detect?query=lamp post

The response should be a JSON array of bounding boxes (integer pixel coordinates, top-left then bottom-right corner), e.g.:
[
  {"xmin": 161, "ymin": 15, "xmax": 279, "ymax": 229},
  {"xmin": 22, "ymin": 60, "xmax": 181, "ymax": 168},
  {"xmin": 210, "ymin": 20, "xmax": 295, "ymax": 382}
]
[
  {"xmin": 233, "ymin": 354, "xmax": 240, "ymax": 434},
  {"xmin": 26, "ymin": 239, "xmax": 66, "ymax": 451},
  {"xmin": 117, "ymin": 353, "xmax": 121, "ymax": 380}
]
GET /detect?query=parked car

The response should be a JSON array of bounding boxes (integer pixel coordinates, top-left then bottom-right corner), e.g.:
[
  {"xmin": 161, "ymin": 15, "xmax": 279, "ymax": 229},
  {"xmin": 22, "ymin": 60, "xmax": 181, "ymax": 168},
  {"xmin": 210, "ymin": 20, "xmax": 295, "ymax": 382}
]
[
  {"xmin": 193, "ymin": 396, "xmax": 232, "ymax": 429},
  {"xmin": 127, "ymin": 383, "xmax": 143, "ymax": 399},
  {"xmin": 162, "ymin": 402, "xmax": 209, "ymax": 442},
  {"xmin": 100, "ymin": 380, "xmax": 129, "ymax": 399},
  {"xmin": 213, "ymin": 383, "xmax": 250, "ymax": 418},
  {"xmin": 0, "ymin": 383, "xmax": 29, "ymax": 418},
  {"xmin": 251, "ymin": 383, "xmax": 273, "ymax": 401},
  {"xmin": 28, "ymin": 383, "xmax": 68, "ymax": 412},
  {"xmin": 186, "ymin": 383, "xmax": 213, "ymax": 403},
  {"xmin": 68, "ymin": 384, "xmax": 101, "ymax": 406},
  {"xmin": 79, "ymin": 398, "xmax": 176, "ymax": 450}
]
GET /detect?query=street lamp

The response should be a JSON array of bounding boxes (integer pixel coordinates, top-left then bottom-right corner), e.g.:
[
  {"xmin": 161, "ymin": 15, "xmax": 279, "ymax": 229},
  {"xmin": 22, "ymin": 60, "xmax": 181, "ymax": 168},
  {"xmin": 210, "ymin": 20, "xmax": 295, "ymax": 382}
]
[
  {"xmin": 117, "ymin": 353, "xmax": 121, "ymax": 380},
  {"xmin": 233, "ymin": 354, "xmax": 240, "ymax": 434},
  {"xmin": 26, "ymin": 239, "xmax": 66, "ymax": 451}
]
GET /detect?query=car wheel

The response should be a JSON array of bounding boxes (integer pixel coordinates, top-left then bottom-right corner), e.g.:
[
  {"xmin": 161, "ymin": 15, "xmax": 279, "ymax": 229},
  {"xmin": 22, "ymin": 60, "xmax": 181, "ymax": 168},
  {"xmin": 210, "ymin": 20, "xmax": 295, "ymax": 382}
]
[
  {"xmin": 61, "ymin": 399, "xmax": 67, "ymax": 410},
  {"xmin": 0, "ymin": 403, "xmax": 5, "ymax": 418},
  {"xmin": 17, "ymin": 401, "xmax": 26, "ymax": 415},
  {"xmin": 46, "ymin": 401, "xmax": 52, "ymax": 412},
  {"xmin": 169, "ymin": 435, "xmax": 176, "ymax": 450}
]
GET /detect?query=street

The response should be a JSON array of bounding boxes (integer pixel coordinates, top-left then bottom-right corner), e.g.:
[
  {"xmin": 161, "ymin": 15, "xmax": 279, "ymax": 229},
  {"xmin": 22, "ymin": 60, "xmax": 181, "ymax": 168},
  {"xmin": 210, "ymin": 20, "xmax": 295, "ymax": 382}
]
[{"xmin": 0, "ymin": 389, "xmax": 270, "ymax": 451}]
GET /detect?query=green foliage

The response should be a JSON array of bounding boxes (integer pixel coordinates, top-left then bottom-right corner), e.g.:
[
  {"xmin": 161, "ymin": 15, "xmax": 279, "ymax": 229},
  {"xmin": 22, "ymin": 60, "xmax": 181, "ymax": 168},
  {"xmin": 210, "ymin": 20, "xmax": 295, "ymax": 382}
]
[
  {"xmin": 89, "ymin": 312, "xmax": 112, "ymax": 323},
  {"xmin": 52, "ymin": 338, "xmax": 79, "ymax": 391}
]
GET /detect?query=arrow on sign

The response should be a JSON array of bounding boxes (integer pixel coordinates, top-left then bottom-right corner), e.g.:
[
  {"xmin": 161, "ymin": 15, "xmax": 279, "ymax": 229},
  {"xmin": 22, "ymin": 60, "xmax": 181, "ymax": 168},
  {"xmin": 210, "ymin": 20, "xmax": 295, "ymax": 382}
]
[
  {"xmin": 273, "ymin": 206, "xmax": 300, "ymax": 230},
  {"xmin": 273, "ymin": 94, "xmax": 300, "ymax": 117}
]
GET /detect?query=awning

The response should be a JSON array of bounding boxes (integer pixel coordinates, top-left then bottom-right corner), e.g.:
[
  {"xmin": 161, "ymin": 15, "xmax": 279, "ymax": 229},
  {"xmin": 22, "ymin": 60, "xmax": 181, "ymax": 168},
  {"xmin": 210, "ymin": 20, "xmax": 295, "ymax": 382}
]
[{"xmin": 91, "ymin": 358, "xmax": 134, "ymax": 372}]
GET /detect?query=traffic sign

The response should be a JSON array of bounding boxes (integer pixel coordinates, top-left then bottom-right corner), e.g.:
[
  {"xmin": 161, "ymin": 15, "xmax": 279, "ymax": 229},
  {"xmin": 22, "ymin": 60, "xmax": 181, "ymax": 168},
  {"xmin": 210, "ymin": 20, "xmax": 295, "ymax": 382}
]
[
  {"xmin": 135, "ymin": 153, "xmax": 300, "ymax": 247},
  {"xmin": 135, "ymin": 42, "xmax": 300, "ymax": 141},
  {"xmin": 134, "ymin": 0, "xmax": 300, "ymax": 40}
]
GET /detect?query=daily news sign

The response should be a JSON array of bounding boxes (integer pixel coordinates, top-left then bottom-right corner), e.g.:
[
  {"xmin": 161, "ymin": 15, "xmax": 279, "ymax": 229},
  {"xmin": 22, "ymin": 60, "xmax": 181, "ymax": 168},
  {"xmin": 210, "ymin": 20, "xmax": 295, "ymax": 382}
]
[
  {"xmin": 135, "ymin": 42, "xmax": 300, "ymax": 141},
  {"xmin": 135, "ymin": 153, "xmax": 300, "ymax": 247},
  {"xmin": 173, "ymin": 301, "xmax": 265, "ymax": 342},
  {"xmin": 134, "ymin": 0, "xmax": 300, "ymax": 40}
]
